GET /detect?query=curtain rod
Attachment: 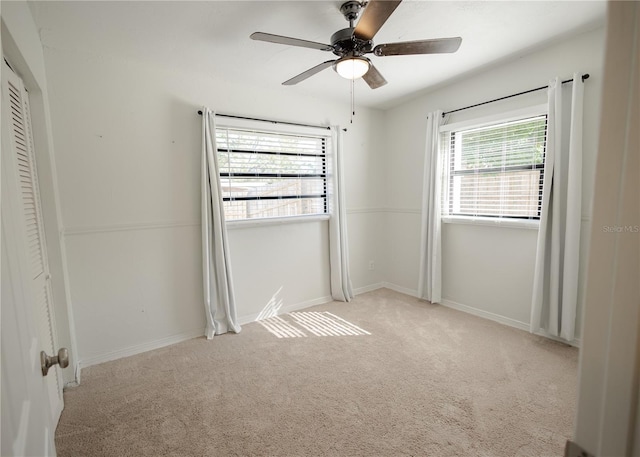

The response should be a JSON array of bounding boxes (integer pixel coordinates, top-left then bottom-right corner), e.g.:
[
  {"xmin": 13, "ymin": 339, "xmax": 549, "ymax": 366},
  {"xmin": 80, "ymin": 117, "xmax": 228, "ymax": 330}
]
[
  {"xmin": 197, "ymin": 111, "xmax": 331, "ymax": 131},
  {"xmin": 442, "ymin": 74, "xmax": 590, "ymax": 118}
]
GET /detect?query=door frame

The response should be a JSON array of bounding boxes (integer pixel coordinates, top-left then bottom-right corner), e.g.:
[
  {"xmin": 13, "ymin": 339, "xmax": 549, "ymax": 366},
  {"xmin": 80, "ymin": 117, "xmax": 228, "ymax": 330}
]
[{"xmin": 572, "ymin": 1, "xmax": 640, "ymax": 455}]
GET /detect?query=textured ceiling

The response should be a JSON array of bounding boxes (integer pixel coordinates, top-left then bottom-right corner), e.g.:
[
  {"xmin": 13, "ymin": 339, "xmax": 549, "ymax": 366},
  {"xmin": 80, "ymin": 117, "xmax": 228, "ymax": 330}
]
[{"xmin": 29, "ymin": 1, "xmax": 607, "ymax": 109}]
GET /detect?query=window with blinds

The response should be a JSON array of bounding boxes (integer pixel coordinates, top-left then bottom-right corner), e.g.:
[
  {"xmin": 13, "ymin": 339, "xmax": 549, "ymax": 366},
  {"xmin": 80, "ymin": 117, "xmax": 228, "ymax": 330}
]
[
  {"xmin": 216, "ymin": 127, "xmax": 327, "ymax": 221},
  {"xmin": 444, "ymin": 115, "xmax": 547, "ymax": 219}
]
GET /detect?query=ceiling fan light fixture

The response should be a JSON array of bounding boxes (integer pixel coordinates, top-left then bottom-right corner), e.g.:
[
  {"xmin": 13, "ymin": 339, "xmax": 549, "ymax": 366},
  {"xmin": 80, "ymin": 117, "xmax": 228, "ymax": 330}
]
[{"xmin": 334, "ymin": 57, "xmax": 370, "ymax": 80}]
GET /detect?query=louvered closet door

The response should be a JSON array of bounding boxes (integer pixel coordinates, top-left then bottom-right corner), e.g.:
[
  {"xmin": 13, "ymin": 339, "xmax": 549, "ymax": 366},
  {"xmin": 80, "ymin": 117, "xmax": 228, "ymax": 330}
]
[{"xmin": 3, "ymin": 59, "xmax": 63, "ymax": 423}]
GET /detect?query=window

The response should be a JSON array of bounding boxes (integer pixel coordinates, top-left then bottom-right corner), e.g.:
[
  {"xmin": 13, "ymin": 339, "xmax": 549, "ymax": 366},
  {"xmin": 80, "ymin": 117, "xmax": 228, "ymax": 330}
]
[
  {"xmin": 216, "ymin": 127, "xmax": 327, "ymax": 221},
  {"xmin": 443, "ymin": 114, "xmax": 547, "ymax": 220}
]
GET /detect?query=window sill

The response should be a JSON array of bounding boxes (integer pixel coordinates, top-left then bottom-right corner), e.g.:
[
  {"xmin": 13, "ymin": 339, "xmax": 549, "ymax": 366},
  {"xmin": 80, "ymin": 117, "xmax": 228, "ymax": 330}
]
[
  {"xmin": 442, "ymin": 216, "xmax": 540, "ymax": 230},
  {"xmin": 226, "ymin": 214, "xmax": 330, "ymax": 229}
]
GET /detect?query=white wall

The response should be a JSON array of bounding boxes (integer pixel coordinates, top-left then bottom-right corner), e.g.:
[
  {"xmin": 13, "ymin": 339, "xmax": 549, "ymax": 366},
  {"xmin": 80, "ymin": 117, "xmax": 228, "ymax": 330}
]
[
  {"xmin": 1, "ymin": 2, "xmax": 78, "ymax": 384},
  {"xmin": 383, "ymin": 27, "xmax": 606, "ymax": 337},
  {"xmin": 41, "ymin": 45, "xmax": 386, "ymax": 366}
]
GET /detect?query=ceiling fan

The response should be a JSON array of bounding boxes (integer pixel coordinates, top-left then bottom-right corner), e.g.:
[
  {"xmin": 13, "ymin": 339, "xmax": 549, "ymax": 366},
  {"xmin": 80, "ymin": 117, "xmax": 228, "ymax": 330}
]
[{"xmin": 250, "ymin": 0, "xmax": 462, "ymax": 89}]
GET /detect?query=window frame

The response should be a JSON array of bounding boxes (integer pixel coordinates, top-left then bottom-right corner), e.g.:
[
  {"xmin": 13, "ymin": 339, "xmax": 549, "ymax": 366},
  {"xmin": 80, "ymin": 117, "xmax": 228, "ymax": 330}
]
[
  {"xmin": 215, "ymin": 117, "xmax": 332, "ymax": 224},
  {"xmin": 439, "ymin": 104, "xmax": 548, "ymax": 228}
]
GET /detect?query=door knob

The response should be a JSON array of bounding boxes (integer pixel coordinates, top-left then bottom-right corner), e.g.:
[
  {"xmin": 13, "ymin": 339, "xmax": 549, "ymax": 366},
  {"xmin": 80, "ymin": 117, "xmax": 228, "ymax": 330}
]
[{"xmin": 41, "ymin": 348, "xmax": 69, "ymax": 376}]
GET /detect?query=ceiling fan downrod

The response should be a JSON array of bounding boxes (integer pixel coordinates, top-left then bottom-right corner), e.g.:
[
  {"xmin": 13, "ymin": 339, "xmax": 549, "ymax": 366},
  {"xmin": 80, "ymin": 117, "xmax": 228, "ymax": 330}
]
[{"xmin": 340, "ymin": 1, "xmax": 365, "ymax": 27}]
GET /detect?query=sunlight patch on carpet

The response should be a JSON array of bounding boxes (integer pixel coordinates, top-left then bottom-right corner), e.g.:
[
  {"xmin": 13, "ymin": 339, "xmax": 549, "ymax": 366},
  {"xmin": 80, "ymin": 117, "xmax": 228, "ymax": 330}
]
[
  {"xmin": 257, "ymin": 312, "xmax": 370, "ymax": 338},
  {"xmin": 290, "ymin": 312, "xmax": 371, "ymax": 337},
  {"xmin": 257, "ymin": 316, "xmax": 307, "ymax": 338}
]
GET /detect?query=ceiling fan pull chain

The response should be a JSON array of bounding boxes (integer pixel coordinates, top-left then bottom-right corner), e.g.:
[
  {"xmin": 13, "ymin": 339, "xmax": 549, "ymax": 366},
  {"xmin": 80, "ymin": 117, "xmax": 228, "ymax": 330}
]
[{"xmin": 351, "ymin": 78, "xmax": 355, "ymax": 124}]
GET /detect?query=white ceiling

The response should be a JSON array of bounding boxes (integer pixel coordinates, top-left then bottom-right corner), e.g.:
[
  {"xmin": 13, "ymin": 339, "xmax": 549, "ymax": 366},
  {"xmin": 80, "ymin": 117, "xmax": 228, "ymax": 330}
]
[{"xmin": 28, "ymin": 0, "xmax": 607, "ymax": 109}]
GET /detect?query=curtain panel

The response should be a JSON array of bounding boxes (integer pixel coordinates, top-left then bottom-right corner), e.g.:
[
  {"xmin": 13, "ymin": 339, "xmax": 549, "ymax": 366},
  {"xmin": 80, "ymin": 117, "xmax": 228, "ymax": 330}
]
[
  {"xmin": 418, "ymin": 110, "xmax": 444, "ymax": 303},
  {"xmin": 531, "ymin": 74, "xmax": 584, "ymax": 341},
  {"xmin": 201, "ymin": 108, "xmax": 241, "ymax": 338},
  {"xmin": 328, "ymin": 126, "xmax": 354, "ymax": 302}
]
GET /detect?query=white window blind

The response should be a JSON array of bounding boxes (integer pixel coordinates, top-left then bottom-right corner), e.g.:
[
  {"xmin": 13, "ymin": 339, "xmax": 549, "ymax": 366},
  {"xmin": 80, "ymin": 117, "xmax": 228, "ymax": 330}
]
[
  {"xmin": 443, "ymin": 115, "xmax": 547, "ymax": 219},
  {"xmin": 216, "ymin": 127, "xmax": 327, "ymax": 221}
]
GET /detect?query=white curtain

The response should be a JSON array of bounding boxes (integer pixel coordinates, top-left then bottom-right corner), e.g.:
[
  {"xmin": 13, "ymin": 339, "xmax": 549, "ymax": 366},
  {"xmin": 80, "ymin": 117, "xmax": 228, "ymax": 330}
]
[
  {"xmin": 418, "ymin": 110, "xmax": 444, "ymax": 303},
  {"xmin": 531, "ymin": 74, "xmax": 584, "ymax": 341},
  {"xmin": 329, "ymin": 126, "xmax": 354, "ymax": 302},
  {"xmin": 201, "ymin": 108, "xmax": 241, "ymax": 339}
]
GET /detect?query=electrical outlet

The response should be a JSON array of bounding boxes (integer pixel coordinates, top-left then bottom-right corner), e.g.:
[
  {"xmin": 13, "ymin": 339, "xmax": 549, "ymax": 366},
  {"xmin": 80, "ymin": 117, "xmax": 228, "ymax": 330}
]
[{"xmin": 368, "ymin": 261, "xmax": 375, "ymax": 270}]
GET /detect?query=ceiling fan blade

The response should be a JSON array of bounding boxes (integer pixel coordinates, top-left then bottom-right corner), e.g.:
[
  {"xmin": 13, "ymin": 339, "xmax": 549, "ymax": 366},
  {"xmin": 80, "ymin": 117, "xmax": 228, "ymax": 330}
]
[
  {"xmin": 374, "ymin": 37, "xmax": 462, "ymax": 56},
  {"xmin": 353, "ymin": 0, "xmax": 402, "ymax": 41},
  {"xmin": 283, "ymin": 60, "xmax": 337, "ymax": 86},
  {"xmin": 362, "ymin": 63, "xmax": 387, "ymax": 89},
  {"xmin": 250, "ymin": 32, "xmax": 333, "ymax": 52}
]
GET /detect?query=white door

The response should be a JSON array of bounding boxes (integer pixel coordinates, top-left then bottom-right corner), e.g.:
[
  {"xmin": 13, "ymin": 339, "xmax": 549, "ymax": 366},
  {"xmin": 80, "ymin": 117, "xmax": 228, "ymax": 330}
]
[{"xmin": 1, "ymin": 59, "xmax": 65, "ymax": 455}]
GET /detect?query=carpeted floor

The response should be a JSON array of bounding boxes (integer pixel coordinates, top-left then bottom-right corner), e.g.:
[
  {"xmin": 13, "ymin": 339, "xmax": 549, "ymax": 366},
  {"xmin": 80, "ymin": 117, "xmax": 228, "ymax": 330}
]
[{"xmin": 56, "ymin": 289, "xmax": 578, "ymax": 456}]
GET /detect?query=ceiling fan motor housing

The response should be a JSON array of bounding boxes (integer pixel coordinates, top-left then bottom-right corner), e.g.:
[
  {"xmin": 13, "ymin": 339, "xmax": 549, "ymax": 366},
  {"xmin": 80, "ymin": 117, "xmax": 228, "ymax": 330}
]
[{"xmin": 331, "ymin": 27, "xmax": 373, "ymax": 57}]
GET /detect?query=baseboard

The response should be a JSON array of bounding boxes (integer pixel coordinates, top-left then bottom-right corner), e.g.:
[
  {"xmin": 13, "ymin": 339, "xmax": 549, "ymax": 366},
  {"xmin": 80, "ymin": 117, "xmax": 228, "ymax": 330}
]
[
  {"xmin": 237, "ymin": 295, "xmax": 334, "ymax": 325},
  {"xmin": 381, "ymin": 282, "xmax": 420, "ymax": 298},
  {"xmin": 355, "ymin": 285, "xmax": 533, "ymax": 336},
  {"xmin": 440, "ymin": 299, "xmax": 580, "ymax": 347},
  {"xmin": 532, "ymin": 329, "xmax": 581, "ymax": 348},
  {"xmin": 439, "ymin": 299, "xmax": 530, "ymax": 331},
  {"xmin": 353, "ymin": 283, "xmax": 385, "ymax": 295},
  {"xmin": 78, "ymin": 328, "xmax": 205, "ymax": 369},
  {"xmin": 353, "ymin": 282, "xmax": 421, "ymax": 298}
]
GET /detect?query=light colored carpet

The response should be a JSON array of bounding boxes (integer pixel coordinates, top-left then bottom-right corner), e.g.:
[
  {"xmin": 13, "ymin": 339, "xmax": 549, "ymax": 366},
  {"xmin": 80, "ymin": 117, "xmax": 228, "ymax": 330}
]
[{"xmin": 56, "ymin": 289, "xmax": 578, "ymax": 456}]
